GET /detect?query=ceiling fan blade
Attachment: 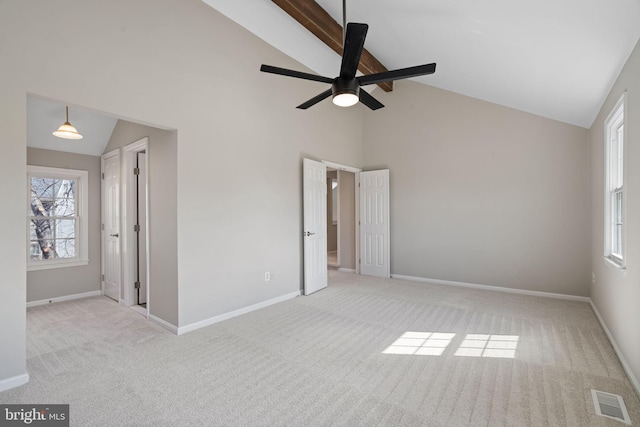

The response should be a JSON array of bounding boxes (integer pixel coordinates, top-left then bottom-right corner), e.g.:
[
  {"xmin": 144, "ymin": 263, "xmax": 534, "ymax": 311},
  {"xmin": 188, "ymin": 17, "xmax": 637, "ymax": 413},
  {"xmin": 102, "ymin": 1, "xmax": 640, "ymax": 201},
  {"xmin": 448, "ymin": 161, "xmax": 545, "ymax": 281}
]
[
  {"xmin": 260, "ymin": 64, "xmax": 333, "ymax": 84},
  {"xmin": 340, "ymin": 23, "xmax": 368, "ymax": 79},
  {"xmin": 358, "ymin": 63, "xmax": 436, "ymax": 86},
  {"xmin": 297, "ymin": 89, "xmax": 333, "ymax": 109},
  {"xmin": 359, "ymin": 90, "xmax": 384, "ymax": 110}
]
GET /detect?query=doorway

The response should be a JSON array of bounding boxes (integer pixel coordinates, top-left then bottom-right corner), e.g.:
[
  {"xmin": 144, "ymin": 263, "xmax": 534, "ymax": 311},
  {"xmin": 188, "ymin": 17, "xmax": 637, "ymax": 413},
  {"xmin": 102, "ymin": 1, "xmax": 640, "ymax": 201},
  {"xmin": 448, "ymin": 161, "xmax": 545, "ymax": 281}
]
[
  {"xmin": 302, "ymin": 159, "xmax": 391, "ymax": 294},
  {"xmin": 122, "ymin": 138, "xmax": 150, "ymax": 317},
  {"xmin": 326, "ymin": 168, "xmax": 357, "ymax": 273}
]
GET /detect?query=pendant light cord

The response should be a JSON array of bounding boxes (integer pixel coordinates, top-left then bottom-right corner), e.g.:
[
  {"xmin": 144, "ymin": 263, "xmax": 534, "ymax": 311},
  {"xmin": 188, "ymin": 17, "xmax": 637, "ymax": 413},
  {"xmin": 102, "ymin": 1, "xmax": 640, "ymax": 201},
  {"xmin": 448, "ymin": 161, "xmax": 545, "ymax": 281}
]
[{"xmin": 65, "ymin": 106, "xmax": 69, "ymax": 123}]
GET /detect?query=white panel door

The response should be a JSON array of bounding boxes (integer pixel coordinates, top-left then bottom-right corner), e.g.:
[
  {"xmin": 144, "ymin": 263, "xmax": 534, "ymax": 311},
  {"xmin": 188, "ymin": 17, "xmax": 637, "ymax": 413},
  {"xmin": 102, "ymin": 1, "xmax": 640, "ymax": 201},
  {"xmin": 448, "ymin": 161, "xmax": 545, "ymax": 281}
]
[
  {"xmin": 360, "ymin": 170, "xmax": 390, "ymax": 278},
  {"xmin": 303, "ymin": 158, "xmax": 327, "ymax": 295},
  {"xmin": 102, "ymin": 151, "xmax": 121, "ymax": 301}
]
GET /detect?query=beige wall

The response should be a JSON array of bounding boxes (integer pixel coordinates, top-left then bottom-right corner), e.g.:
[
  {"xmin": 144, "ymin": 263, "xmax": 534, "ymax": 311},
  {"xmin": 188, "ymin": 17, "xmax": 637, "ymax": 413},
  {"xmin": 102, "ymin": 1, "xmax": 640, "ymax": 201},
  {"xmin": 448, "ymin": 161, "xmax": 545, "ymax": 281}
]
[
  {"xmin": 0, "ymin": 90, "xmax": 27, "ymax": 384},
  {"xmin": 363, "ymin": 80, "xmax": 591, "ymax": 296},
  {"xmin": 590, "ymin": 40, "xmax": 640, "ymax": 389},
  {"xmin": 26, "ymin": 148, "xmax": 102, "ymax": 302},
  {"xmin": 0, "ymin": 0, "xmax": 364, "ymax": 387},
  {"xmin": 104, "ymin": 120, "xmax": 179, "ymax": 327},
  {"xmin": 338, "ymin": 170, "xmax": 356, "ymax": 270}
]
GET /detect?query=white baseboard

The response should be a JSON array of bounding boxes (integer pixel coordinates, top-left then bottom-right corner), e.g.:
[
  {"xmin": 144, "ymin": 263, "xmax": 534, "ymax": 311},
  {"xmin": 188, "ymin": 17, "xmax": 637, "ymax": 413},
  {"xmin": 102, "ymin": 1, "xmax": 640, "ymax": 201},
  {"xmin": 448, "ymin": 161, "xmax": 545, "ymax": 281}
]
[
  {"xmin": 177, "ymin": 290, "xmax": 300, "ymax": 335},
  {"xmin": 149, "ymin": 314, "xmax": 178, "ymax": 335},
  {"xmin": 0, "ymin": 373, "xmax": 29, "ymax": 393},
  {"xmin": 338, "ymin": 268, "xmax": 356, "ymax": 273},
  {"xmin": 391, "ymin": 274, "xmax": 591, "ymax": 302},
  {"xmin": 590, "ymin": 301, "xmax": 640, "ymax": 398},
  {"xmin": 26, "ymin": 290, "xmax": 103, "ymax": 308}
]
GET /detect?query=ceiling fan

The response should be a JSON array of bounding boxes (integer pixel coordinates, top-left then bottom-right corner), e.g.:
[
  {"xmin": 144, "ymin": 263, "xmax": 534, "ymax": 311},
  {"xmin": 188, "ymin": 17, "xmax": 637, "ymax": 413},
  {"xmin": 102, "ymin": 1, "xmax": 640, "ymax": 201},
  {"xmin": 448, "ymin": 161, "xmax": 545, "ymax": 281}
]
[{"xmin": 260, "ymin": 21, "xmax": 436, "ymax": 110}]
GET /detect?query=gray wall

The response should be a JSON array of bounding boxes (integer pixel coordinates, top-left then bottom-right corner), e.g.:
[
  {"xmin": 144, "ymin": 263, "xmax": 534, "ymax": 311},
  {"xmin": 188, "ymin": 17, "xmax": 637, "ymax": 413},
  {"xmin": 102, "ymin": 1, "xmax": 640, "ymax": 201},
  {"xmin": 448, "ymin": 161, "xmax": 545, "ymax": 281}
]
[
  {"xmin": 104, "ymin": 120, "xmax": 179, "ymax": 327},
  {"xmin": 338, "ymin": 170, "xmax": 356, "ymax": 270},
  {"xmin": 590, "ymin": 39, "xmax": 640, "ymax": 388},
  {"xmin": 26, "ymin": 148, "xmax": 102, "ymax": 301},
  {"xmin": 363, "ymin": 80, "xmax": 591, "ymax": 297}
]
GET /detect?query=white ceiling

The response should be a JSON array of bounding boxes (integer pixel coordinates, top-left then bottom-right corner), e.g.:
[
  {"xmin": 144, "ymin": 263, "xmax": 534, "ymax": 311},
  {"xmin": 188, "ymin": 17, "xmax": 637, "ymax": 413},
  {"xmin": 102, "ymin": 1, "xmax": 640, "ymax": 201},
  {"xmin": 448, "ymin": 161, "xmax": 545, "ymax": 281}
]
[
  {"xmin": 203, "ymin": 0, "xmax": 640, "ymax": 128},
  {"xmin": 27, "ymin": 96, "xmax": 117, "ymax": 157}
]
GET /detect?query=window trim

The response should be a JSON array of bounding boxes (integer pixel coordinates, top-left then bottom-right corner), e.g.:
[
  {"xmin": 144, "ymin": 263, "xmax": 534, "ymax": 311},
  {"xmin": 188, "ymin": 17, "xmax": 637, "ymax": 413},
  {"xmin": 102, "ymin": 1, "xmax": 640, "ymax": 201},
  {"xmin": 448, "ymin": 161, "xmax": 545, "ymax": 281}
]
[
  {"xmin": 27, "ymin": 165, "xmax": 89, "ymax": 271},
  {"xmin": 603, "ymin": 92, "xmax": 626, "ymax": 269}
]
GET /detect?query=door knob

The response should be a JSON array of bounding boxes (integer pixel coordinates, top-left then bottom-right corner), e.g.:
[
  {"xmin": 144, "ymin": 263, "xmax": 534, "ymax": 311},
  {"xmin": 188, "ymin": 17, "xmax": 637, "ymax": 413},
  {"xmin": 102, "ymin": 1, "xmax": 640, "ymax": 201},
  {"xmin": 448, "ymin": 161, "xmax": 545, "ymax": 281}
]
[
  {"xmin": 110, "ymin": 234, "xmax": 119, "ymax": 238},
  {"xmin": 303, "ymin": 231, "xmax": 316, "ymax": 237}
]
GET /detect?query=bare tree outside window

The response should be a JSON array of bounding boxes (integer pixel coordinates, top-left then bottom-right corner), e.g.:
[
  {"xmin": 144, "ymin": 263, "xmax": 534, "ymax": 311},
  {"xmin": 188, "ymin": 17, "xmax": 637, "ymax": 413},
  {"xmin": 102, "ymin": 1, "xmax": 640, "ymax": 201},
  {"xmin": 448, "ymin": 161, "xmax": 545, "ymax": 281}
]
[{"xmin": 30, "ymin": 177, "xmax": 77, "ymax": 260}]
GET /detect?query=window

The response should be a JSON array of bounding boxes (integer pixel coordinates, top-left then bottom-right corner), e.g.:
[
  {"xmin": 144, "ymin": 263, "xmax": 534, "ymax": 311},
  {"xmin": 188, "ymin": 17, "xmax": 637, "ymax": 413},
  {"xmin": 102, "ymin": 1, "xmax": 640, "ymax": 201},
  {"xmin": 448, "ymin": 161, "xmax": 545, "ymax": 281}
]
[
  {"xmin": 27, "ymin": 166, "xmax": 89, "ymax": 271},
  {"xmin": 604, "ymin": 93, "xmax": 626, "ymax": 267}
]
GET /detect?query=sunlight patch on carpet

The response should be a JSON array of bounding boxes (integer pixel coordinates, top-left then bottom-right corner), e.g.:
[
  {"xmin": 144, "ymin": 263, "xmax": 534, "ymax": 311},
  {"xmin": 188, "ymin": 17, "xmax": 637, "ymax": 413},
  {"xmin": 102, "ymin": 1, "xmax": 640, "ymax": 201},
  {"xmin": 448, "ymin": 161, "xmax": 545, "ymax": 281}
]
[
  {"xmin": 383, "ymin": 332, "xmax": 519, "ymax": 358},
  {"xmin": 382, "ymin": 332, "xmax": 455, "ymax": 356}
]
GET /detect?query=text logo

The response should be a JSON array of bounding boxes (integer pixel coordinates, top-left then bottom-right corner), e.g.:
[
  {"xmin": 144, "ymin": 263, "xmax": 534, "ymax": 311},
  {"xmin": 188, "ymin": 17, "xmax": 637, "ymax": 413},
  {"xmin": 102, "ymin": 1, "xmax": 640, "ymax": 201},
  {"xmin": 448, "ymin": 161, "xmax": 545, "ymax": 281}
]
[{"xmin": 1, "ymin": 405, "xmax": 68, "ymax": 426}]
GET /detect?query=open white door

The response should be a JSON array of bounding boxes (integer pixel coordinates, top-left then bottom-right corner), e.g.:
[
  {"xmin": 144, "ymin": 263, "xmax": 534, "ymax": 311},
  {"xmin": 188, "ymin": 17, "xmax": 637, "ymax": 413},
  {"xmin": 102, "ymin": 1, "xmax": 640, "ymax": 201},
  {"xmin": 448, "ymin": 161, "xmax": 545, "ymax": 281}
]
[
  {"xmin": 303, "ymin": 158, "xmax": 328, "ymax": 295},
  {"xmin": 102, "ymin": 150, "xmax": 121, "ymax": 301},
  {"xmin": 360, "ymin": 169, "xmax": 390, "ymax": 278}
]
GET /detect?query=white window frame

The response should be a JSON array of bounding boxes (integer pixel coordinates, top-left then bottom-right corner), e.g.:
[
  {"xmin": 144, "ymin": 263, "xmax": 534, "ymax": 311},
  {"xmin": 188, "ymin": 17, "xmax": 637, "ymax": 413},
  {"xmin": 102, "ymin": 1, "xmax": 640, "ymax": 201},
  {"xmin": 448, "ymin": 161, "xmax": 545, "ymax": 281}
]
[
  {"xmin": 27, "ymin": 165, "xmax": 89, "ymax": 271},
  {"xmin": 604, "ymin": 93, "xmax": 626, "ymax": 268}
]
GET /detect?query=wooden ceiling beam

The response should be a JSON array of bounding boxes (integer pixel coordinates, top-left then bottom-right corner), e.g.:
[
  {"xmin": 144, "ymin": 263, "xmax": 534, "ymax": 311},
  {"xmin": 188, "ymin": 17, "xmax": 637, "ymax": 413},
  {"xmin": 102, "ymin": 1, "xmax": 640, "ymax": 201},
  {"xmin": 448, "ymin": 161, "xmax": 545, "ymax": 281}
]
[{"xmin": 271, "ymin": 0, "xmax": 393, "ymax": 92}]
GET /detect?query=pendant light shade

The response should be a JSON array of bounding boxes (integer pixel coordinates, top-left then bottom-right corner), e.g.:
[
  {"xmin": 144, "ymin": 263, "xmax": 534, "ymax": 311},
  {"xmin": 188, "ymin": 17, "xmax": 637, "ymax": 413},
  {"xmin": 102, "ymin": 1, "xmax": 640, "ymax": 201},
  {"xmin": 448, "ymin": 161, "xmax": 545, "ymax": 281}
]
[{"xmin": 53, "ymin": 106, "xmax": 83, "ymax": 140}]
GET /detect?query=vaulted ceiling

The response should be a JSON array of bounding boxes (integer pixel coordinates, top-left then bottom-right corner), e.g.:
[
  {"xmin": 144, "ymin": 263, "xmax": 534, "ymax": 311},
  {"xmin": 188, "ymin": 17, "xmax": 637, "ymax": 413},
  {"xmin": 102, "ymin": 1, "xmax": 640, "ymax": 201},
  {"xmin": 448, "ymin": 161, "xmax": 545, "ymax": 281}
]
[{"xmin": 204, "ymin": 0, "xmax": 640, "ymax": 128}]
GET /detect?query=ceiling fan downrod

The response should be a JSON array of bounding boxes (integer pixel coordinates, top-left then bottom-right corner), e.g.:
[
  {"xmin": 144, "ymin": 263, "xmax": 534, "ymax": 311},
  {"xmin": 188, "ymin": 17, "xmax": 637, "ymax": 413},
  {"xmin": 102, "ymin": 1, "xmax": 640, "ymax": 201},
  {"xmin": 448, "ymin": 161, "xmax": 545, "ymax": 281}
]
[{"xmin": 342, "ymin": 0, "xmax": 347, "ymax": 45}]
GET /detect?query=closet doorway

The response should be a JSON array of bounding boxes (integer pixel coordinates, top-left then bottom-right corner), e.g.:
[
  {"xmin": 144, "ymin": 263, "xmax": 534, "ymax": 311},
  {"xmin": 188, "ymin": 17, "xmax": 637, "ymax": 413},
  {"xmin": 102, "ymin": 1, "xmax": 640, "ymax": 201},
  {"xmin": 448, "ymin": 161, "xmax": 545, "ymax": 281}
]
[
  {"xmin": 123, "ymin": 138, "xmax": 150, "ymax": 317},
  {"xmin": 325, "ymin": 165, "xmax": 357, "ymax": 274}
]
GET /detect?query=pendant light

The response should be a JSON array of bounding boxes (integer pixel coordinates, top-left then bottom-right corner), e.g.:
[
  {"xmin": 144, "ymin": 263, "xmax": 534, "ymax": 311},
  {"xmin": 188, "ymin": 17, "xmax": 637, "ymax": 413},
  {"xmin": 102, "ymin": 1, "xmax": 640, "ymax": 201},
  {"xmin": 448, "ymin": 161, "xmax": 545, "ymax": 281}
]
[{"xmin": 53, "ymin": 106, "xmax": 83, "ymax": 140}]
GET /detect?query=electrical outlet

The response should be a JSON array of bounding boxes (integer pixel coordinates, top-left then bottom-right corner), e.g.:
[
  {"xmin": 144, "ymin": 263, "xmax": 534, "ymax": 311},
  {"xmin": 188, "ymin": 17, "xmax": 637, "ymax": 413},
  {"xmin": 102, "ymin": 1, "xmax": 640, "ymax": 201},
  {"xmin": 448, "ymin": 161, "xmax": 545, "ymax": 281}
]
[
  {"xmin": 264, "ymin": 272, "xmax": 271, "ymax": 281},
  {"xmin": 592, "ymin": 272, "xmax": 596, "ymax": 284}
]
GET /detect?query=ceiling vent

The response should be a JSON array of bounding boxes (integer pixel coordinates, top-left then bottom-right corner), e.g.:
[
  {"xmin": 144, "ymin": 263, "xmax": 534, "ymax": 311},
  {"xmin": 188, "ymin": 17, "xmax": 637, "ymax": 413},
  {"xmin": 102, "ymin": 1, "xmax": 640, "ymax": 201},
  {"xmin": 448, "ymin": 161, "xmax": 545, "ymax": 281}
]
[{"xmin": 591, "ymin": 389, "xmax": 631, "ymax": 425}]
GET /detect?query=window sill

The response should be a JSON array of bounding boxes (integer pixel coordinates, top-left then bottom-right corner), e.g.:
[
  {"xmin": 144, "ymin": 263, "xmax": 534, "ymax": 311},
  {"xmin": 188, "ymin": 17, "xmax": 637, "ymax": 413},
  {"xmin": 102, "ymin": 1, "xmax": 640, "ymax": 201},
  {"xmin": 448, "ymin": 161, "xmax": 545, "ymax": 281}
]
[
  {"xmin": 27, "ymin": 259, "xmax": 89, "ymax": 272},
  {"xmin": 603, "ymin": 256, "xmax": 626, "ymax": 275}
]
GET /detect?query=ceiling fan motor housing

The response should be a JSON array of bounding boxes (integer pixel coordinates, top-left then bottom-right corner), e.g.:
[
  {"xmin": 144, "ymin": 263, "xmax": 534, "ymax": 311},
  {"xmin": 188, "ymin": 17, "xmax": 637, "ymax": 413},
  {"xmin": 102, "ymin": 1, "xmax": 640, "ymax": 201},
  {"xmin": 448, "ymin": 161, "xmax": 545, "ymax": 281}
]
[{"xmin": 332, "ymin": 77, "xmax": 360, "ymax": 98}]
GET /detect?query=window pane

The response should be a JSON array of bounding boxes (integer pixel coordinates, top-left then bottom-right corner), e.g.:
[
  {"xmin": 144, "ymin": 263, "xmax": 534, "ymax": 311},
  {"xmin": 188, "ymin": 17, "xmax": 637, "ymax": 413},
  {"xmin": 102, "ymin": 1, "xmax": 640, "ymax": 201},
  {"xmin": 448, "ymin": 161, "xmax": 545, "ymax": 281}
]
[
  {"xmin": 29, "ymin": 222, "xmax": 38, "ymax": 240},
  {"xmin": 612, "ymin": 191, "xmax": 623, "ymax": 257},
  {"xmin": 33, "ymin": 239, "xmax": 55, "ymax": 259},
  {"xmin": 30, "ymin": 218, "xmax": 53, "ymax": 241},
  {"xmin": 617, "ymin": 125, "xmax": 624, "ymax": 186},
  {"xmin": 53, "ymin": 238, "xmax": 76, "ymax": 258},
  {"xmin": 30, "ymin": 177, "xmax": 56, "ymax": 199},
  {"xmin": 55, "ymin": 180, "xmax": 76, "ymax": 216},
  {"xmin": 30, "ymin": 198, "xmax": 54, "ymax": 217},
  {"xmin": 55, "ymin": 219, "xmax": 76, "ymax": 239}
]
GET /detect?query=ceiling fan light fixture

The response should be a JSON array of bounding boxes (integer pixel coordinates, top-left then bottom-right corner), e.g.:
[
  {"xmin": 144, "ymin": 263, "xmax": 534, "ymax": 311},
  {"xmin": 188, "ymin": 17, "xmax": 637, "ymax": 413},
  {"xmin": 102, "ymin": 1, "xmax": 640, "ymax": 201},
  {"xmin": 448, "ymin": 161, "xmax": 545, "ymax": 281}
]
[
  {"xmin": 333, "ymin": 93, "xmax": 359, "ymax": 107},
  {"xmin": 332, "ymin": 78, "xmax": 360, "ymax": 107},
  {"xmin": 53, "ymin": 106, "xmax": 83, "ymax": 140}
]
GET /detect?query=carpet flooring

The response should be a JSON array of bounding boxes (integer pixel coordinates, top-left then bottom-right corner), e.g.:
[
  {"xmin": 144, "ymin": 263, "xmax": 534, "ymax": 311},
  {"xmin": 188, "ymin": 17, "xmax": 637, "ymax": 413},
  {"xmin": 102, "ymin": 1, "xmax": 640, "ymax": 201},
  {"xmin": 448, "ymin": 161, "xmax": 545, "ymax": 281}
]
[{"xmin": 2, "ymin": 271, "xmax": 639, "ymax": 426}]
